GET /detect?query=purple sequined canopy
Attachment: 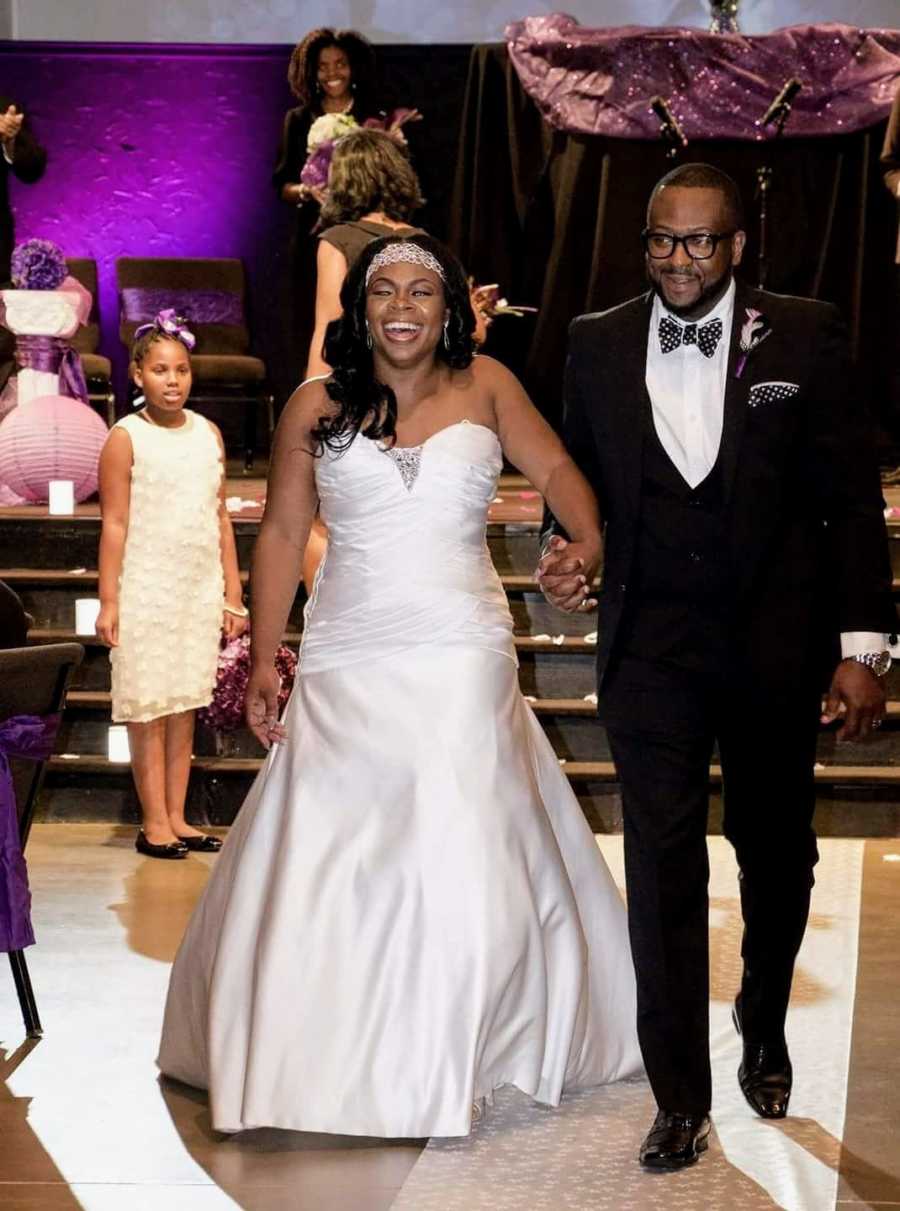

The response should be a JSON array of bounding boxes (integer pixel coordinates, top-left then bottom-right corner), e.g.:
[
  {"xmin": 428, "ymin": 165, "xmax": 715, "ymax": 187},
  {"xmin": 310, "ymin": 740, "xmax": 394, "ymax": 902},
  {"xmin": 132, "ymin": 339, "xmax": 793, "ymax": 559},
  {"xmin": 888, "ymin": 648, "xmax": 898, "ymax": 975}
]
[{"xmin": 505, "ymin": 17, "xmax": 900, "ymax": 141}]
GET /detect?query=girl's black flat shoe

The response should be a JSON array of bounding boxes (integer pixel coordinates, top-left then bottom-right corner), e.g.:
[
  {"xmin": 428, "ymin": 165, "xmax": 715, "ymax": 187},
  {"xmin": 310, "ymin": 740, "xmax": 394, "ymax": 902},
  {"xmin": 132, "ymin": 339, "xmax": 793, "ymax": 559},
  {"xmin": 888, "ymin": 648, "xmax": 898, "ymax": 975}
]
[
  {"xmin": 175, "ymin": 833, "xmax": 223, "ymax": 852},
  {"xmin": 136, "ymin": 830, "xmax": 188, "ymax": 859}
]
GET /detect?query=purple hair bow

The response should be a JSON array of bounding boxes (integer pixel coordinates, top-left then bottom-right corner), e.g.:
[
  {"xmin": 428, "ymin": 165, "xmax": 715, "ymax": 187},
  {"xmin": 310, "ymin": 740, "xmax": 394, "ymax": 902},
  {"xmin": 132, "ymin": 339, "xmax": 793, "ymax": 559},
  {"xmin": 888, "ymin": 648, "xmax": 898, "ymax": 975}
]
[{"xmin": 134, "ymin": 308, "xmax": 196, "ymax": 350}]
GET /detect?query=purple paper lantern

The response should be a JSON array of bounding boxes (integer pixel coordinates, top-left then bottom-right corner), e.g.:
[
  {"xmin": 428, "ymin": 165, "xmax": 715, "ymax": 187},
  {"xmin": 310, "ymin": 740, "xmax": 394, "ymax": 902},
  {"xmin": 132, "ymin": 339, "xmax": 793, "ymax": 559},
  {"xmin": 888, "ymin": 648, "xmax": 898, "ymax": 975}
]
[{"xmin": 0, "ymin": 394, "xmax": 108, "ymax": 503}]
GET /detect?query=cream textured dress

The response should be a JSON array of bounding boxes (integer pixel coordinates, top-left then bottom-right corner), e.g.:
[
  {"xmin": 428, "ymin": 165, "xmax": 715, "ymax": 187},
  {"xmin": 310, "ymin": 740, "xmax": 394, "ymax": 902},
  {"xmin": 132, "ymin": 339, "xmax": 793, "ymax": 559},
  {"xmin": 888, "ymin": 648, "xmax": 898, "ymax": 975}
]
[{"xmin": 110, "ymin": 409, "xmax": 224, "ymax": 723}]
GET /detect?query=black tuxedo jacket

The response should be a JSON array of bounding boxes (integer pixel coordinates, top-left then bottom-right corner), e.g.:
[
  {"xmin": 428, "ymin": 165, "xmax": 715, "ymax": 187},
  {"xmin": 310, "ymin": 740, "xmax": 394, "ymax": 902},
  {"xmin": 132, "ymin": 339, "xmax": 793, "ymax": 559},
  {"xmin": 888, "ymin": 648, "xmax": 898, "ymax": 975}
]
[
  {"xmin": 0, "ymin": 95, "xmax": 47, "ymax": 282},
  {"xmin": 550, "ymin": 280, "xmax": 896, "ymax": 693}
]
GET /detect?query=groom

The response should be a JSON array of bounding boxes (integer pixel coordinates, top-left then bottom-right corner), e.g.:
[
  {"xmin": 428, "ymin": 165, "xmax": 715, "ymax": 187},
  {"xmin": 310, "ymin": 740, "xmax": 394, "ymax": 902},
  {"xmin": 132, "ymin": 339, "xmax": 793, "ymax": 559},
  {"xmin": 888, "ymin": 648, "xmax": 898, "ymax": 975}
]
[{"xmin": 539, "ymin": 163, "xmax": 895, "ymax": 1169}]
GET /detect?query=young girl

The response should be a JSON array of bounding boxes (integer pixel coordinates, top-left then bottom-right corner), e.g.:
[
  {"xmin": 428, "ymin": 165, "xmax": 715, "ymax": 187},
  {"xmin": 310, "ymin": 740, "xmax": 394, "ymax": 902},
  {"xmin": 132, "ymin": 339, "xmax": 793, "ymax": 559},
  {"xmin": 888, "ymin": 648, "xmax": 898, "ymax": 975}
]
[{"xmin": 96, "ymin": 312, "xmax": 248, "ymax": 859}]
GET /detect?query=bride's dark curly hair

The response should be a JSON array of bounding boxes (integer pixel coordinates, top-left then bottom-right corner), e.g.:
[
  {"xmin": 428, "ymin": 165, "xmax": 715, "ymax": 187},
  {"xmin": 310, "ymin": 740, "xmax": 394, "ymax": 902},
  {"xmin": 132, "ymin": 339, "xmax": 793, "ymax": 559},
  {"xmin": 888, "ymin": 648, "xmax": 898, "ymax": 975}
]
[{"xmin": 312, "ymin": 234, "xmax": 476, "ymax": 453}]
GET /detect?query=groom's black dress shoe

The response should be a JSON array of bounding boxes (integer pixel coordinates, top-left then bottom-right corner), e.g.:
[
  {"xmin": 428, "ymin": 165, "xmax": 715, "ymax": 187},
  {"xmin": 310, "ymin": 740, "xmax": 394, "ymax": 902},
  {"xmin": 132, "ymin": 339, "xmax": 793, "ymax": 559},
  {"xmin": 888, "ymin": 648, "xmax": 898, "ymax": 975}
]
[
  {"xmin": 733, "ymin": 997, "xmax": 792, "ymax": 1119},
  {"xmin": 639, "ymin": 1110, "xmax": 711, "ymax": 1170}
]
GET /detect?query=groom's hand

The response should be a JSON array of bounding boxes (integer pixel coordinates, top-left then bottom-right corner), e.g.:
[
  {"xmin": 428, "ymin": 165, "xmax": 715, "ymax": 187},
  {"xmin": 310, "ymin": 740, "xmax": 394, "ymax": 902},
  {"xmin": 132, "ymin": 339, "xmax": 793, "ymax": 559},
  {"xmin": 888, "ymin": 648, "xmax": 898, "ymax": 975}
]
[
  {"xmin": 821, "ymin": 659, "xmax": 886, "ymax": 741},
  {"xmin": 536, "ymin": 535, "xmax": 599, "ymax": 613}
]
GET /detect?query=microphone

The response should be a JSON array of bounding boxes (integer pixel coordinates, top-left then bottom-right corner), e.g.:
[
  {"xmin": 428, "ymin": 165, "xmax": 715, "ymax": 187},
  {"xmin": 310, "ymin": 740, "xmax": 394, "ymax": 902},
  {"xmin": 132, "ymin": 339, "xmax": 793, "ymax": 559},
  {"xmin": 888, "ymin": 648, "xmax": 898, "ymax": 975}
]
[
  {"xmin": 761, "ymin": 78, "xmax": 802, "ymax": 127},
  {"xmin": 650, "ymin": 96, "xmax": 688, "ymax": 149}
]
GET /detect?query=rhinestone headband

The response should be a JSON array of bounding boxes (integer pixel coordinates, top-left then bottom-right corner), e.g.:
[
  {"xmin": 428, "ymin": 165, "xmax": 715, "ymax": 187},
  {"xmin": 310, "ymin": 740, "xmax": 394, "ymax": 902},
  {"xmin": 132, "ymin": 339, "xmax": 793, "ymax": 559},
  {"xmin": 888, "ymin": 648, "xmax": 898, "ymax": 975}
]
[{"xmin": 365, "ymin": 242, "xmax": 446, "ymax": 287}]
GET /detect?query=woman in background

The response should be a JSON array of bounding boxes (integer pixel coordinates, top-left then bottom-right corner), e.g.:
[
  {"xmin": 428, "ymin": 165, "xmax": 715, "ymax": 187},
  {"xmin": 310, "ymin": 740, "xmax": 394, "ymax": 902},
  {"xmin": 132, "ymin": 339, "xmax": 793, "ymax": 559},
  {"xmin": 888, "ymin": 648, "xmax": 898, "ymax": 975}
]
[
  {"xmin": 272, "ymin": 29, "xmax": 380, "ymax": 382},
  {"xmin": 307, "ymin": 128, "xmax": 425, "ymax": 379}
]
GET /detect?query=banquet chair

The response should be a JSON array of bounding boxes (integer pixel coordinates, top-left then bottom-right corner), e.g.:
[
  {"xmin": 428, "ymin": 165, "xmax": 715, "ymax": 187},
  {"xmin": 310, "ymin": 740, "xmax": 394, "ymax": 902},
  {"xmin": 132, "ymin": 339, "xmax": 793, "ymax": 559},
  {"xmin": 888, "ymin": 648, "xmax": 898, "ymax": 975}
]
[
  {"xmin": 0, "ymin": 643, "xmax": 83, "ymax": 1037},
  {"xmin": 0, "ymin": 579, "xmax": 30, "ymax": 649},
  {"xmin": 66, "ymin": 258, "xmax": 116, "ymax": 428},
  {"xmin": 116, "ymin": 257, "xmax": 275, "ymax": 470}
]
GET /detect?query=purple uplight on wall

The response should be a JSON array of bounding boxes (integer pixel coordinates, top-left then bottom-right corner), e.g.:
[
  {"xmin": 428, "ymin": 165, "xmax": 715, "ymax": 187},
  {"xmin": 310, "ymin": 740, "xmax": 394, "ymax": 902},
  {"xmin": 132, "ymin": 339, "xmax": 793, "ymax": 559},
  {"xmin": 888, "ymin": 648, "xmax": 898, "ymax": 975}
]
[{"xmin": 0, "ymin": 41, "xmax": 297, "ymax": 400}]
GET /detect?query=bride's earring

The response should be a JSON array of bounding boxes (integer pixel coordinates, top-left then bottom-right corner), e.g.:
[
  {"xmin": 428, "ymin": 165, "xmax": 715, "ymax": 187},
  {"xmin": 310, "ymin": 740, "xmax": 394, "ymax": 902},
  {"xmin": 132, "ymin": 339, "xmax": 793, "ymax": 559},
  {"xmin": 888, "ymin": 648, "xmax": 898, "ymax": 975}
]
[
  {"xmin": 365, "ymin": 322, "xmax": 373, "ymax": 350},
  {"xmin": 442, "ymin": 319, "xmax": 450, "ymax": 351}
]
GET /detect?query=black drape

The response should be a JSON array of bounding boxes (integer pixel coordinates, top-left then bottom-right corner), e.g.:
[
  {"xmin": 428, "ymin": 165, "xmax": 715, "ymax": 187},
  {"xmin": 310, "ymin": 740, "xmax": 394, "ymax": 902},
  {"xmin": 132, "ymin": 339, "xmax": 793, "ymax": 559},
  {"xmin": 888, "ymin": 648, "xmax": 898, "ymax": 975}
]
[{"xmin": 449, "ymin": 45, "xmax": 898, "ymax": 437}]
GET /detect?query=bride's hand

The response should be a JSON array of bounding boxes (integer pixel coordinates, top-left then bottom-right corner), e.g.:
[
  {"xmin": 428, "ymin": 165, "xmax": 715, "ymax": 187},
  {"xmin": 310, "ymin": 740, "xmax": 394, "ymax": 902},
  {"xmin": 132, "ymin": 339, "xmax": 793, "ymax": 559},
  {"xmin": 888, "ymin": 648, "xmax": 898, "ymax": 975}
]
[
  {"xmin": 245, "ymin": 665, "xmax": 287, "ymax": 749},
  {"xmin": 537, "ymin": 535, "xmax": 601, "ymax": 613}
]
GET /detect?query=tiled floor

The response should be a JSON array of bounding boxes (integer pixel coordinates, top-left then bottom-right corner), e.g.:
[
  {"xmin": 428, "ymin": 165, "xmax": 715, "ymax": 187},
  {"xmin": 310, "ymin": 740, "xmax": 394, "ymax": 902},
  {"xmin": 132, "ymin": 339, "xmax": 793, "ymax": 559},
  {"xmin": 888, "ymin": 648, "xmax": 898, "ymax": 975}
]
[
  {"xmin": 0, "ymin": 826, "xmax": 423, "ymax": 1211},
  {"xmin": 1, "ymin": 827, "xmax": 898, "ymax": 1211}
]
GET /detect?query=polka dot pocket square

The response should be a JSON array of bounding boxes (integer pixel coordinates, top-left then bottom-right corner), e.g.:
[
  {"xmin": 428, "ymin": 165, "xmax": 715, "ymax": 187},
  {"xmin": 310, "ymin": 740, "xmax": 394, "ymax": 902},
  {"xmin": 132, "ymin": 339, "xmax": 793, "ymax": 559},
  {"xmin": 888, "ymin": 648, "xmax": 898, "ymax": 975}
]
[{"xmin": 748, "ymin": 380, "xmax": 800, "ymax": 408}]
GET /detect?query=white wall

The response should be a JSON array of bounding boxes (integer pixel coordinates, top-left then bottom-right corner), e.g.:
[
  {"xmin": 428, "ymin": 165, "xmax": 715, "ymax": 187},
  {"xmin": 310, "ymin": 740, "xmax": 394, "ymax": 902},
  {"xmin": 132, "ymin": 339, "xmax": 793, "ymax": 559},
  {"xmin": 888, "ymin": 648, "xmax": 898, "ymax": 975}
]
[{"xmin": 10, "ymin": 0, "xmax": 899, "ymax": 44}]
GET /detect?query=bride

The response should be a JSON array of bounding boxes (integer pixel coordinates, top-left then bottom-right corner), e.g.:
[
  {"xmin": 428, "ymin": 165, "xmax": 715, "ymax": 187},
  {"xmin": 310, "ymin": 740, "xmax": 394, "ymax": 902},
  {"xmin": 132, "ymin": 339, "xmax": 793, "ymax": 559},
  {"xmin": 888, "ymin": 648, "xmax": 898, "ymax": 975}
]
[{"xmin": 157, "ymin": 234, "xmax": 641, "ymax": 1137}]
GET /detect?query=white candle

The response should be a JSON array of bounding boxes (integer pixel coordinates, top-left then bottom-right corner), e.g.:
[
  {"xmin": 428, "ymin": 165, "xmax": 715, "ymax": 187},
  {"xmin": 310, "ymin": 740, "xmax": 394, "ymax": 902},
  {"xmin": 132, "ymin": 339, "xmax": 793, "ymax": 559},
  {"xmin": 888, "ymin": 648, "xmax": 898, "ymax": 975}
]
[
  {"xmin": 75, "ymin": 598, "xmax": 101, "ymax": 635},
  {"xmin": 48, "ymin": 480, "xmax": 75, "ymax": 515},
  {"xmin": 107, "ymin": 725, "xmax": 130, "ymax": 763}
]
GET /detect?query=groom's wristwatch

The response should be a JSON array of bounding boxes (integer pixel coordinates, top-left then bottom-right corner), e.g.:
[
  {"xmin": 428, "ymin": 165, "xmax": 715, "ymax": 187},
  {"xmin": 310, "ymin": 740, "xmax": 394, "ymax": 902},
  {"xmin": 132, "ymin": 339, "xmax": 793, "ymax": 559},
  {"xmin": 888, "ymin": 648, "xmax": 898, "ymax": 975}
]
[{"xmin": 849, "ymin": 650, "xmax": 891, "ymax": 678}]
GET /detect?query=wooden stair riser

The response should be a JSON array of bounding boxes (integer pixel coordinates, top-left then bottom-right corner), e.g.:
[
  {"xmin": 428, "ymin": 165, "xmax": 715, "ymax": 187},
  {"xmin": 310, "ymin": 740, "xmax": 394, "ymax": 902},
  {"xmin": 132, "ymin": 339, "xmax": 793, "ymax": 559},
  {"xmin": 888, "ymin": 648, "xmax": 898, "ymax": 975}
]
[
  {"xmin": 56, "ymin": 704, "xmax": 900, "ymax": 767},
  {"xmin": 509, "ymin": 594, "xmax": 597, "ymax": 637},
  {"xmin": 13, "ymin": 583, "xmax": 593, "ymax": 641},
  {"xmin": 28, "ymin": 624, "xmax": 900, "ymax": 705},
  {"xmin": 0, "ymin": 519, "xmax": 541, "ymax": 576},
  {"xmin": 38, "ymin": 764, "xmax": 900, "ymax": 838},
  {"xmin": 15, "ymin": 583, "xmax": 308, "ymax": 632}
]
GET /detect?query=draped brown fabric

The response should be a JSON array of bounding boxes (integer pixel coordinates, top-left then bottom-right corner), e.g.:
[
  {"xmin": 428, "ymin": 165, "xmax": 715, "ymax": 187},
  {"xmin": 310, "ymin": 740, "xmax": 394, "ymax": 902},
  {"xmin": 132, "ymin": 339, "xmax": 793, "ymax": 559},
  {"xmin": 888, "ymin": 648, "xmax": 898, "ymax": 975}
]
[{"xmin": 450, "ymin": 45, "xmax": 898, "ymax": 431}]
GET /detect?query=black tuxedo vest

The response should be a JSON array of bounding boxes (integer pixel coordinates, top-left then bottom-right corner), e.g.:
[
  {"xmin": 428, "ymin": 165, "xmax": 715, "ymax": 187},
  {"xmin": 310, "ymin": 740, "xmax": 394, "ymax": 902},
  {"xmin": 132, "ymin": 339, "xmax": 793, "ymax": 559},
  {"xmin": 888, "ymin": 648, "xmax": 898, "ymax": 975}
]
[{"xmin": 618, "ymin": 405, "xmax": 732, "ymax": 673}]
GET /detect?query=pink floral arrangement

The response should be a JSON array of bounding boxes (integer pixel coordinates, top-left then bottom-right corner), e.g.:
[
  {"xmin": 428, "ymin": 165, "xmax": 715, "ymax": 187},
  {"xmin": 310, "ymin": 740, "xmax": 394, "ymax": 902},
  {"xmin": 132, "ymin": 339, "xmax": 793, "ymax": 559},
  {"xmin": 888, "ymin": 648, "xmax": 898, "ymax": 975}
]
[{"xmin": 198, "ymin": 632, "xmax": 297, "ymax": 733}]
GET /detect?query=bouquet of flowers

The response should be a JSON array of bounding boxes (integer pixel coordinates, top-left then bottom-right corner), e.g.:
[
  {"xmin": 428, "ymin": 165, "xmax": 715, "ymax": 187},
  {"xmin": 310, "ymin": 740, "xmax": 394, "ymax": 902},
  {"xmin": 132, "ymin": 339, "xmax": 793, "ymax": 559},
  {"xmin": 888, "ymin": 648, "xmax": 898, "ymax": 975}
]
[
  {"xmin": 198, "ymin": 632, "xmax": 297, "ymax": 734},
  {"xmin": 301, "ymin": 112, "xmax": 360, "ymax": 188},
  {"xmin": 300, "ymin": 108, "xmax": 421, "ymax": 191},
  {"xmin": 10, "ymin": 238, "xmax": 68, "ymax": 290}
]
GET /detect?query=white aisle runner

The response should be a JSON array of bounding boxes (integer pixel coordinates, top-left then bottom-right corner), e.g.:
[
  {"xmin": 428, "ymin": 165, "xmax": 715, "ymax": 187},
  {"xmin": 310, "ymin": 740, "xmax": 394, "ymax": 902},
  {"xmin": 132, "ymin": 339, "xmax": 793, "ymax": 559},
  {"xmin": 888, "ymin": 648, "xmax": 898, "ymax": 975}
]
[{"xmin": 392, "ymin": 837, "xmax": 864, "ymax": 1211}]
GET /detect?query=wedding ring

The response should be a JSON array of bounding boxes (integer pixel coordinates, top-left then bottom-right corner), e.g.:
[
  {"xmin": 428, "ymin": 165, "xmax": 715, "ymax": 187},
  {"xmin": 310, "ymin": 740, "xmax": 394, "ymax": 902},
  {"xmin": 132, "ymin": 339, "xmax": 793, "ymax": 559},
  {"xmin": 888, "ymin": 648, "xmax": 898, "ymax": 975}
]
[{"xmin": 873, "ymin": 717, "xmax": 883, "ymax": 729}]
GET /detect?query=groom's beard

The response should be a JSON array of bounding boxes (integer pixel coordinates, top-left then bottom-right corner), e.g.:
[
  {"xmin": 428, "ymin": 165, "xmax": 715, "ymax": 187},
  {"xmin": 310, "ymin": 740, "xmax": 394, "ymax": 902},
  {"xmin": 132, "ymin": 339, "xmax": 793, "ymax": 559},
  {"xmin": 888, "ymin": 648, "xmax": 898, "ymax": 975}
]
[{"xmin": 647, "ymin": 265, "xmax": 734, "ymax": 320}]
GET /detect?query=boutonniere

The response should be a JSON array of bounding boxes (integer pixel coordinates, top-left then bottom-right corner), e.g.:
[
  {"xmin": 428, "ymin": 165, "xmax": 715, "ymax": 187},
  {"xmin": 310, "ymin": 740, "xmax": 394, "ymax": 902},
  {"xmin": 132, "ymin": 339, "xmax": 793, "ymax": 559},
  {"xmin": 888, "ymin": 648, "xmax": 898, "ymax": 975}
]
[{"xmin": 736, "ymin": 308, "xmax": 771, "ymax": 378}]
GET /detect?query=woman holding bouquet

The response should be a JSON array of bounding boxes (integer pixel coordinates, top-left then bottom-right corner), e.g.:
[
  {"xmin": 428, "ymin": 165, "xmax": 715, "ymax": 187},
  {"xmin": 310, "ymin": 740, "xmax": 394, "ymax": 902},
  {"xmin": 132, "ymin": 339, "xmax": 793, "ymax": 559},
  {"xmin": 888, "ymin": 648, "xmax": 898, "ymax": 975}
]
[{"xmin": 273, "ymin": 29, "xmax": 414, "ymax": 383}]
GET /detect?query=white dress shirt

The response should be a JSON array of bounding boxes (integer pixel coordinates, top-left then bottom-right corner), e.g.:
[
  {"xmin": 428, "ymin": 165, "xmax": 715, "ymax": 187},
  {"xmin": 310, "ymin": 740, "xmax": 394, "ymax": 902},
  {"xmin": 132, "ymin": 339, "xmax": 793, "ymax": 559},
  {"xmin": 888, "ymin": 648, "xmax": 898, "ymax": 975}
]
[
  {"xmin": 646, "ymin": 278, "xmax": 734, "ymax": 491},
  {"xmin": 645, "ymin": 279, "xmax": 885, "ymax": 660}
]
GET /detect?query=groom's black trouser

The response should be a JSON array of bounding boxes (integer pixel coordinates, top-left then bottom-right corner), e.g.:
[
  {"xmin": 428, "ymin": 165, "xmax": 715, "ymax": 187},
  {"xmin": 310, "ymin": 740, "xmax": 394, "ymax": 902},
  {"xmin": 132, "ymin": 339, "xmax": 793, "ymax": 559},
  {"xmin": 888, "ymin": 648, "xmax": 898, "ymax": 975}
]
[{"xmin": 601, "ymin": 655, "xmax": 820, "ymax": 1116}]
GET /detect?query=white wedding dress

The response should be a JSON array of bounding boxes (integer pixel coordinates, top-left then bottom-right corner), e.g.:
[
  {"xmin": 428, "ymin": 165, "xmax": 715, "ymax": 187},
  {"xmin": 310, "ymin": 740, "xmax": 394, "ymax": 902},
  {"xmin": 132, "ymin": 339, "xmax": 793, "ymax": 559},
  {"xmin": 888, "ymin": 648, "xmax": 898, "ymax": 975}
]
[{"xmin": 158, "ymin": 420, "xmax": 641, "ymax": 1137}]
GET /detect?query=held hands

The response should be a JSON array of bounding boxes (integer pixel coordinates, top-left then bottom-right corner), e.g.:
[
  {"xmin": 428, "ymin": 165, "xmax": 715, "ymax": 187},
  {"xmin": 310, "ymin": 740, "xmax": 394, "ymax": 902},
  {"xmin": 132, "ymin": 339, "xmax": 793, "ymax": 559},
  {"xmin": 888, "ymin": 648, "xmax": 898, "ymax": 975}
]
[
  {"xmin": 0, "ymin": 106, "xmax": 23, "ymax": 144},
  {"xmin": 821, "ymin": 659, "xmax": 886, "ymax": 741},
  {"xmin": 95, "ymin": 603, "xmax": 119, "ymax": 647},
  {"xmin": 245, "ymin": 664, "xmax": 287, "ymax": 749},
  {"xmin": 536, "ymin": 535, "xmax": 602, "ymax": 614}
]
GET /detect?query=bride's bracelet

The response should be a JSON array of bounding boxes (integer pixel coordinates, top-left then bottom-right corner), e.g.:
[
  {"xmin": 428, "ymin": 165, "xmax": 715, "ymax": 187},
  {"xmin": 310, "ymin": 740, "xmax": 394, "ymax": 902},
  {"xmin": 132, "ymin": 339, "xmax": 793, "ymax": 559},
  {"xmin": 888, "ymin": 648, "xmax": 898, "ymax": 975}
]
[{"xmin": 223, "ymin": 602, "xmax": 249, "ymax": 618}]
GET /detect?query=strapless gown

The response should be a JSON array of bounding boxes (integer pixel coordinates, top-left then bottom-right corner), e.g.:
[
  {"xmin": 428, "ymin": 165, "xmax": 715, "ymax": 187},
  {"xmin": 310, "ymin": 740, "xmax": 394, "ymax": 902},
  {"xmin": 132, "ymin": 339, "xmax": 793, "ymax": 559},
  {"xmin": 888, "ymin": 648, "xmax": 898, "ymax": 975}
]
[{"xmin": 157, "ymin": 420, "xmax": 641, "ymax": 1137}]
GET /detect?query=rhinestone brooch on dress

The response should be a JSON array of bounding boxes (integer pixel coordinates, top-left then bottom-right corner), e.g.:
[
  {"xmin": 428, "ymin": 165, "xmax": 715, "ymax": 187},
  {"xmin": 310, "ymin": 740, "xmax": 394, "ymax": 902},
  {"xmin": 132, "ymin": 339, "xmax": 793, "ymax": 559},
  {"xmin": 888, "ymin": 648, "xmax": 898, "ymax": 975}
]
[{"xmin": 383, "ymin": 444, "xmax": 423, "ymax": 492}]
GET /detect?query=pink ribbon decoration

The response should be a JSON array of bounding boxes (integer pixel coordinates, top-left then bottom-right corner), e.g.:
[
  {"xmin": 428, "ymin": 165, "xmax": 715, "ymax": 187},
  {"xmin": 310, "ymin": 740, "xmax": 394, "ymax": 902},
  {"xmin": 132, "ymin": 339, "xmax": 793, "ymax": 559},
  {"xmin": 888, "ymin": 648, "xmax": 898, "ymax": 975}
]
[{"xmin": 14, "ymin": 334, "xmax": 89, "ymax": 405}]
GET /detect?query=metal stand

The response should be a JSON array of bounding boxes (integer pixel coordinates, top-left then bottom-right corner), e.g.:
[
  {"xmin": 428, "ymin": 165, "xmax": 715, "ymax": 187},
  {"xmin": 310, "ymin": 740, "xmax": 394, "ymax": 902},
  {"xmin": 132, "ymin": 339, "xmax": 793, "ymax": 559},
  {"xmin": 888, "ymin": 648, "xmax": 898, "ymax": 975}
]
[
  {"xmin": 8, "ymin": 949, "xmax": 42, "ymax": 1038},
  {"xmin": 755, "ymin": 165, "xmax": 773, "ymax": 290},
  {"xmin": 650, "ymin": 96, "xmax": 687, "ymax": 161},
  {"xmin": 756, "ymin": 102, "xmax": 794, "ymax": 290}
]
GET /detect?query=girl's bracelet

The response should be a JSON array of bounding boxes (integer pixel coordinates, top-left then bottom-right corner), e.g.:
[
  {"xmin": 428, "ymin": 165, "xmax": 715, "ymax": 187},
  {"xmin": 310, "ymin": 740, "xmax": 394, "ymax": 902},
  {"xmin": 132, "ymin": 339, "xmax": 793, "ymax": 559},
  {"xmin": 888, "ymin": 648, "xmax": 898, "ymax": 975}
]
[{"xmin": 223, "ymin": 602, "xmax": 249, "ymax": 618}]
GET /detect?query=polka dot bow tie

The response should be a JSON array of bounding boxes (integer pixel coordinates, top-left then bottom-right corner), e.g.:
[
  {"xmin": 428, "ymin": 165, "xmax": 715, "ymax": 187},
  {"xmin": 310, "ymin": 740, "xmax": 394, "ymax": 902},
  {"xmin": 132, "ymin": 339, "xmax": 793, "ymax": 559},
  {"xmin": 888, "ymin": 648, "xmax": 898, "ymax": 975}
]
[{"xmin": 659, "ymin": 315, "xmax": 724, "ymax": 358}]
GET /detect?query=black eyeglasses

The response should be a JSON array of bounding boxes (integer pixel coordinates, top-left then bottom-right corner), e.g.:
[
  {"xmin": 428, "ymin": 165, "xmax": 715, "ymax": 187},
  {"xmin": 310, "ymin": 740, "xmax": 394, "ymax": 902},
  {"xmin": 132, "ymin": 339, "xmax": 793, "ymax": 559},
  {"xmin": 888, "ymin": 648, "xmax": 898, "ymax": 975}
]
[{"xmin": 641, "ymin": 230, "xmax": 736, "ymax": 260}]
